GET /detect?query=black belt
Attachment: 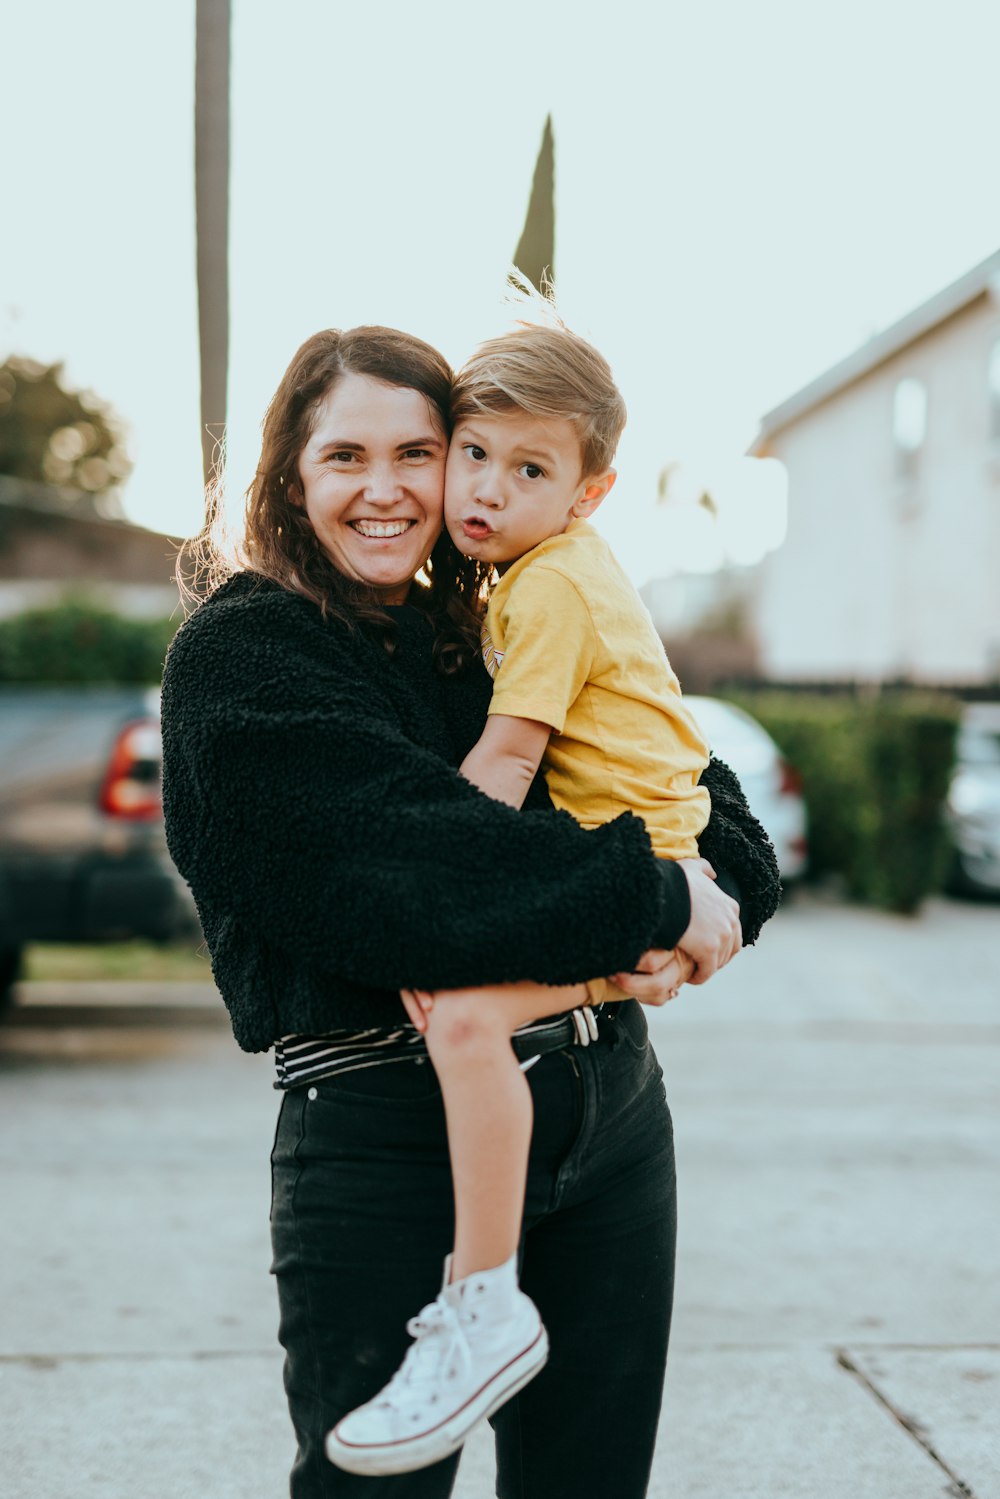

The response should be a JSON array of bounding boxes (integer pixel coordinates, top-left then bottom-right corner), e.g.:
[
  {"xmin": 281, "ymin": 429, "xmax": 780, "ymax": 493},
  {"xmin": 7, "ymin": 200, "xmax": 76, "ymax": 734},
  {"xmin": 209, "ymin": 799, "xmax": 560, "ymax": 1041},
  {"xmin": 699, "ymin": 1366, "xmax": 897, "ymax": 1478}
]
[{"xmin": 511, "ymin": 1005, "xmax": 604, "ymax": 1063}]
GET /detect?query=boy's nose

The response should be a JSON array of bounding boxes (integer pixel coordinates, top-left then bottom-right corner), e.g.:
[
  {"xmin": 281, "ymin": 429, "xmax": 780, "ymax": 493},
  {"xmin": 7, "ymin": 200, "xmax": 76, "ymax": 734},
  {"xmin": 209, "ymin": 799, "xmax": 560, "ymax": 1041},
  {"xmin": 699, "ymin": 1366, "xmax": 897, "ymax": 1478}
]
[{"xmin": 476, "ymin": 480, "xmax": 504, "ymax": 510}]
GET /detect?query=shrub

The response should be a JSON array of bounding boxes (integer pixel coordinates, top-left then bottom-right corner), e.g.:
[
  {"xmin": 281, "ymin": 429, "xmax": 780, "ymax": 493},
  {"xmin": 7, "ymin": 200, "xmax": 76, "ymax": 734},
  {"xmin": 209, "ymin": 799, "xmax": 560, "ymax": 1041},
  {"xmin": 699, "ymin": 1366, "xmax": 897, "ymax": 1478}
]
[
  {"xmin": 0, "ymin": 599, "xmax": 178, "ymax": 684},
  {"xmin": 730, "ymin": 691, "xmax": 960, "ymax": 914}
]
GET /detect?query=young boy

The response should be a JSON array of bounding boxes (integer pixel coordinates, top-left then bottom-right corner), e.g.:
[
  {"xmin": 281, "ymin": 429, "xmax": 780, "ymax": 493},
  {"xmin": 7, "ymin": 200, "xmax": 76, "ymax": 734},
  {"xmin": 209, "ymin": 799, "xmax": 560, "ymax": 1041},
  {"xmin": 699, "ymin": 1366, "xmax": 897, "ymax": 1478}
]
[{"xmin": 326, "ymin": 323, "xmax": 712, "ymax": 1478}]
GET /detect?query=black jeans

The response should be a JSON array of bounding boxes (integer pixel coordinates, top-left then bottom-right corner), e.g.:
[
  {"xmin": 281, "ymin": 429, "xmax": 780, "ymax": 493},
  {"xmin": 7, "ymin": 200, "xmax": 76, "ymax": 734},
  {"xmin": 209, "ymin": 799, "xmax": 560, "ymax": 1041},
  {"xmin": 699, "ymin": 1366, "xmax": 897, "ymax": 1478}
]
[{"xmin": 270, "ymin": 1000, "xmax": 677, "ymax": 1499}]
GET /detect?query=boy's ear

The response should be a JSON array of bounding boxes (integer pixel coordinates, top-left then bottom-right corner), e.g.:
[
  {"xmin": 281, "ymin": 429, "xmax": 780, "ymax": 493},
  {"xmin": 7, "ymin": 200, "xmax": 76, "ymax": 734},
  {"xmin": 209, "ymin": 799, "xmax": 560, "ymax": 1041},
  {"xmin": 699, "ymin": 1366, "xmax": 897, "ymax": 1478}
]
[{"xmin": 572, "ymin": 469, "xmax": 617, "ymax": 519}]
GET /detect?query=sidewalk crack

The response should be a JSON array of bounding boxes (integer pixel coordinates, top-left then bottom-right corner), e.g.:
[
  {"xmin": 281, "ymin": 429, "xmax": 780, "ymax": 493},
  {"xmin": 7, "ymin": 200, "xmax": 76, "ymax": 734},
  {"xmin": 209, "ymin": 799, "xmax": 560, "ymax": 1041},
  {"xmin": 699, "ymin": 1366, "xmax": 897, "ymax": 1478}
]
[{"xmin": 835, "ymin": 1349, "xmax": 977, "ymax": 1499}]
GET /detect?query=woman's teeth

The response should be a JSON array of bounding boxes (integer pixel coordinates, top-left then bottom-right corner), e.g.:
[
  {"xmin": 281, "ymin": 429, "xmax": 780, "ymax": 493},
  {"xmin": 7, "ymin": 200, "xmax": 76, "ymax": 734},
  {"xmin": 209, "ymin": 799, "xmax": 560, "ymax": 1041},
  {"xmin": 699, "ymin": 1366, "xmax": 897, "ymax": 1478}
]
[{"xmin": 351, "ymin": 519, "xmax": 415, "ymax": 539}]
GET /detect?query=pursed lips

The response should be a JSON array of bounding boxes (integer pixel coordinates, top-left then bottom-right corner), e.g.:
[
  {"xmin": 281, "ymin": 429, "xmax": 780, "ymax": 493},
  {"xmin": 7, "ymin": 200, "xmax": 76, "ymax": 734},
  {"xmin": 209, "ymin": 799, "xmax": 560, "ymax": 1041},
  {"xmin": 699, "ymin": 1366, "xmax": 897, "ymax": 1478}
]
[{"xmin": 461, "ymin": 515, "xmax": 495, "ymax": 538}]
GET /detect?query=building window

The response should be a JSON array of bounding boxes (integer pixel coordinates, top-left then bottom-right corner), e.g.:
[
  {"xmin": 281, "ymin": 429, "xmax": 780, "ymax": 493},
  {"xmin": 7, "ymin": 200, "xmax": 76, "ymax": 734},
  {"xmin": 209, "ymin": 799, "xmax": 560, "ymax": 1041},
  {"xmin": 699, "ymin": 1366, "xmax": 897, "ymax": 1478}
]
[
  {"xmin": 989, "ymin": 341, "xmax": 1000, "ymax": 441},
  {"xmin": 893, "ymin": 377, "xmax": 927, "ymax": 480}
]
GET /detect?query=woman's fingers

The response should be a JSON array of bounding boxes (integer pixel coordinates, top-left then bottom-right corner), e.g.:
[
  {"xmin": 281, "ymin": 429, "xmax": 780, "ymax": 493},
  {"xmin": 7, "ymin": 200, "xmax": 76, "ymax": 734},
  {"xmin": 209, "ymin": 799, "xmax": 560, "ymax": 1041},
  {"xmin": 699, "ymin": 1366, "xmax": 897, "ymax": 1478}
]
[
  {"xmin": 612, "ymin": 950, "xmax": 689, "ymax": 1006},
  {"xmin": 630, "ymin": 947, "xmax": 674, "ymax": 975},
  {"xmin": 674, "ymin": 948, "xmax": 698, "ymax": 985},
  {"xmin": 399, "ymin": 989, "xmax": 431, "ymax": 1031}
]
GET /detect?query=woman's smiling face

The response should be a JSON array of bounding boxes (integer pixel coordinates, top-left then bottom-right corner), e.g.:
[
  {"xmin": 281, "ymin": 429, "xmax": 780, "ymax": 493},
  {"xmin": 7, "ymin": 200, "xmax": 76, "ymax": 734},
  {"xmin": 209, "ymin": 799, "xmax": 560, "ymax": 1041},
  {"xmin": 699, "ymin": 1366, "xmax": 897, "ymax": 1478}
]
[{"xmin": 295, "ymin": 373, "xmax": 448, "ymax": 603}]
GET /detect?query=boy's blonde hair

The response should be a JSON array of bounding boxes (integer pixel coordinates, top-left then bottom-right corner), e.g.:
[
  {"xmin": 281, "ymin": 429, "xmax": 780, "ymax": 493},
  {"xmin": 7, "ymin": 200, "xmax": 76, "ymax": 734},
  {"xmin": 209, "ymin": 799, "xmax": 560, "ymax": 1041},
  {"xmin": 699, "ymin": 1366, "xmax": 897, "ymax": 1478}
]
[{"xmin": 451, "ymin": 322, "xmax": 627, "ymax": 480}]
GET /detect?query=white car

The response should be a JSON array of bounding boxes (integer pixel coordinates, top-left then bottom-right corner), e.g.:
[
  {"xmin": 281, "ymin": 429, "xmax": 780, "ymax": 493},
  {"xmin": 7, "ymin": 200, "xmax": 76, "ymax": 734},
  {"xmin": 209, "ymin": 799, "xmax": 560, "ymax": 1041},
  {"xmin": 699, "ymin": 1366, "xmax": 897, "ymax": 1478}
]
[
  {"xmin": 947, "ymin": 703, "xmax": 1000, "ymax": 896},
  {"xmin": 685, "ymin": 695, "xmax": 809, "ymax": 883}
]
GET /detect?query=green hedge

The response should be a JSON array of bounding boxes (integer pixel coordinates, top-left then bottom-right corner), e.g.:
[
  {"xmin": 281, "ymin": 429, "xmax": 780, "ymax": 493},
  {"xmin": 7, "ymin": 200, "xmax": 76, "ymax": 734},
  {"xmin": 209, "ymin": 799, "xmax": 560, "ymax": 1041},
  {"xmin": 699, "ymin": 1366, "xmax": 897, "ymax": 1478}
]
[
  {"xmin": 0, "ymin": 600, "xmax": 178, "ymax": 684},
  {"xmin": 731, "ymin": 691, "xmax": 960, "ymax": 914}
]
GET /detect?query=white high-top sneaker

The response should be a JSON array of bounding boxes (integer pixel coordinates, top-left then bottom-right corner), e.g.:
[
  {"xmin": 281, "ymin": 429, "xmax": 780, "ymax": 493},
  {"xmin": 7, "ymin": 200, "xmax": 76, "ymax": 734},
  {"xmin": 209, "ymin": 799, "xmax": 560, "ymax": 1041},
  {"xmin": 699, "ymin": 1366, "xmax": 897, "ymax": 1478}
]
[{"xmin": 326, "ymin": 1255, "xmax": 548, "ymax": 1476}]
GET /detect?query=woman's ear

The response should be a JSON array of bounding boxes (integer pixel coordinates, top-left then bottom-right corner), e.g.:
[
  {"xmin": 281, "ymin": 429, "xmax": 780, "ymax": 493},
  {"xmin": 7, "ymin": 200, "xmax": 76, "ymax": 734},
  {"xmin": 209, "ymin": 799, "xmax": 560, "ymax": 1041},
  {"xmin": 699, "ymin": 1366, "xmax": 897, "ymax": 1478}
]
[{"xmin": 572, "ymin": 469, "xmax": 617, "ymax": 519}]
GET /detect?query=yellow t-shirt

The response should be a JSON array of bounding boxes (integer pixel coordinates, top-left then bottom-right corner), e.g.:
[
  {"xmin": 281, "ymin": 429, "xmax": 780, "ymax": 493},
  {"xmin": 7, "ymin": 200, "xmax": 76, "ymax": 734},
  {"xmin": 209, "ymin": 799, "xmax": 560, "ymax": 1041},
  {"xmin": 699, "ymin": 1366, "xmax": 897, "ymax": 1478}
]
[{"xmin": 483, "ymin": 519, "xmax": 711, "ymax": 860}]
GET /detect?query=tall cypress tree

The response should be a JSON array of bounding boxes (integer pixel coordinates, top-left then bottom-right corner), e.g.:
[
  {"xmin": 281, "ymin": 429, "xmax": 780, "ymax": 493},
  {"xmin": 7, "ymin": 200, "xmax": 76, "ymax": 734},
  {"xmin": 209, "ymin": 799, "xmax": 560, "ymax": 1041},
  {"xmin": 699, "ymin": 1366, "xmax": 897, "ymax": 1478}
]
[
  {"xmin": 513, "ymin": 115, "xmax": 555, "ymax": 294},
  {"xmin": 194, "ymin": 0, "xmax": 231, "ymax": 493}
]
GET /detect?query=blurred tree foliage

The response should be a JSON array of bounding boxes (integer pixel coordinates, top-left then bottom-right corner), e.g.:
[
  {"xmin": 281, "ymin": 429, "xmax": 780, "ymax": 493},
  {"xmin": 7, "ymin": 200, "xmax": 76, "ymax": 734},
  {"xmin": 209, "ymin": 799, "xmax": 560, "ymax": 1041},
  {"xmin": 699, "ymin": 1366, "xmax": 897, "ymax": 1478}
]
[
  {"xmin": 731, "ymin": 691, "xmax": 960, "ymax": 913},
  {"xmin": 0, "ymin": 357, "xmax": 132, "ymax": 518},
  {"xmin": 0, "ymin": 599, "xmax": 176, "ymax": 684},
  {"xmin": 514, "ymin": 115, "xmax": 555, "ymax": 293}
]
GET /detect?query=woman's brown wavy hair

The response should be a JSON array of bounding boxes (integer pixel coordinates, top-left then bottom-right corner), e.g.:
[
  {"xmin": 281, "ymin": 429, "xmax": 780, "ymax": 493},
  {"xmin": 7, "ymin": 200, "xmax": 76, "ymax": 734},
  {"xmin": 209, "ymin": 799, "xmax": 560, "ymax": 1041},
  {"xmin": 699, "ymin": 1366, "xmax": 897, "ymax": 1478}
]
[{"xmin": 180, "ymin": 326, "xmax": 491, "ymax": 674}]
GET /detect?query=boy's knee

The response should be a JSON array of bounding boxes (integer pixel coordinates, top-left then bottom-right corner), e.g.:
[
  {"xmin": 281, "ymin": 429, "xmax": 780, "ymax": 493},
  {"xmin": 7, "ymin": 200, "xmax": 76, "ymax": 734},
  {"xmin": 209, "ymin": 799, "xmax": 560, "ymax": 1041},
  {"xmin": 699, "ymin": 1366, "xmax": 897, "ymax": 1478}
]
[{"xmin": 425, "ymin": 991, "xmax": 505, "ymax": 1059}]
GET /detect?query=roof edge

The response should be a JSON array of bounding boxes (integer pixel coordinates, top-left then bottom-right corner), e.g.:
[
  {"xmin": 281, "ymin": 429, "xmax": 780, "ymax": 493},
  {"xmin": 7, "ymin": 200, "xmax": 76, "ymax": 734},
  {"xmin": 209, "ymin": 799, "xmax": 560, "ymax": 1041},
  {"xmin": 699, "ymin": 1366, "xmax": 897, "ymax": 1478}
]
[
  {"xmin": 0, "ymin": 479, "xmax": 183, "ymax": 545},
  {"xmin": 751, "ymin": 246, "xmax": 1000, "ymax": 452}
]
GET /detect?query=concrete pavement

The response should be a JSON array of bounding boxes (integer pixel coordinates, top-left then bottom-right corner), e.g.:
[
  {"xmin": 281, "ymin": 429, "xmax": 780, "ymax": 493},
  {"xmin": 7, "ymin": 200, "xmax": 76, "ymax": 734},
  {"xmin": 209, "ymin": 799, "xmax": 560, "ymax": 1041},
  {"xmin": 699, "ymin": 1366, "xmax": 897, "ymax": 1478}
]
[{"xmin": 1, "ymin": 892, "xmax": 997, "ymax": 1498}]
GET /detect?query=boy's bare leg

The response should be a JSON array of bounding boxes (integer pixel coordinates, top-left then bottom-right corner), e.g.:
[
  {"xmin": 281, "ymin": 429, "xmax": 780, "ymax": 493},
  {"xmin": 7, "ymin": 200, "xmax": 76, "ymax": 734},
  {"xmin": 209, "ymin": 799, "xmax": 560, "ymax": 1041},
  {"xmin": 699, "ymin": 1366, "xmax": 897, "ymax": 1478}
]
[
  {"xmin": 326, "ymin": 982, "xmax": 573, "ymax": 1475},
  {"xmin": 419, "ymin": 982, "xmax": 583, "ymax": 1283},
  {"xmin": 326, "ymin": 972, "xmax": 686, "ymax": 1474}
]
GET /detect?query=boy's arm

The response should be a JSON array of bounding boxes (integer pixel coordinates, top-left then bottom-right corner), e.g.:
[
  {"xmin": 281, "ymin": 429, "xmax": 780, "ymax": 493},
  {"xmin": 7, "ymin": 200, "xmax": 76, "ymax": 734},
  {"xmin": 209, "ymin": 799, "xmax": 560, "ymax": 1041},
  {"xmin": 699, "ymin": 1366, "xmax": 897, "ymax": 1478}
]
[
  {"xmin": 460, "ymin": 713, "xmax": 554, "ymax": 810},
  {"xmin": 466, "ymin": 564, "xmax": 595, "ymax": 809}
]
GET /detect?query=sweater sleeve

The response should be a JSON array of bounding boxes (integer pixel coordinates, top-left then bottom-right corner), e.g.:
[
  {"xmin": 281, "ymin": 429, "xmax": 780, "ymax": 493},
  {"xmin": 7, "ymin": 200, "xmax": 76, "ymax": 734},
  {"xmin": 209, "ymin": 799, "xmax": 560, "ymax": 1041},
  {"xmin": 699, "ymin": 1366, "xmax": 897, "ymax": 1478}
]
[
  {"xmin": 161, "ymin": 600, "xmax": 684, "ymax": 992},
  {"xmin": 696, "ymin": 755, "xmax": 781, "ymax": 945},
  {"xmin": 649, "ymin": 861, "xmax": 692, "ymax": 950}
]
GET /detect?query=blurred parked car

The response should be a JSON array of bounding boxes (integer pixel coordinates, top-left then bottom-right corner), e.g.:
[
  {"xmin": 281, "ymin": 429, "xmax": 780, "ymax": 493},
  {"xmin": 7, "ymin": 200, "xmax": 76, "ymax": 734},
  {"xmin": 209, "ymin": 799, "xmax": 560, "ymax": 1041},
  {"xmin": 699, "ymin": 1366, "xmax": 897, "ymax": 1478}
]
[
  {"xmin": 946, "ymin": 703, "xmax": 1000, "ymax": 896},
  {"xmin": 0, "ymin": 687, "xmax": 198, "ymax": 1015},
  {"xmin": 685, "ymin": 695, "xmax": 809, "ymax": 883}
]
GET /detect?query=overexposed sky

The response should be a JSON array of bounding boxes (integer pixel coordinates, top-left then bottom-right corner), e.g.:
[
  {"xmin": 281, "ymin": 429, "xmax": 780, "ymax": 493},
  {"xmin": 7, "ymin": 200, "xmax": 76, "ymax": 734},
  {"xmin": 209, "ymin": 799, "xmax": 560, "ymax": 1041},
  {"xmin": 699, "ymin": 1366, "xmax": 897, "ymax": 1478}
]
[{"xmin": 4, "ymin": 0, "xmax": 1000, "ymax": 582}]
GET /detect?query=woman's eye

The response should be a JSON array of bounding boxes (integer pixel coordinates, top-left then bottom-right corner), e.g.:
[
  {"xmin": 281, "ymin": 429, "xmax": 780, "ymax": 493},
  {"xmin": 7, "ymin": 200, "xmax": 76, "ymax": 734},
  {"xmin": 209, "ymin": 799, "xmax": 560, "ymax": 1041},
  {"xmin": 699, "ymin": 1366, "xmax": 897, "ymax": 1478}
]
[
  {"xmin": 403, "ymin": 448, "xmax": 432, "ymax": 460},
  {"xmin": 328, "ymin": 451, "xmax": 357, "ymax": 464},
  {"xmin": 519, "ymin": 463, "xmax": 544, "ymax": 480}
]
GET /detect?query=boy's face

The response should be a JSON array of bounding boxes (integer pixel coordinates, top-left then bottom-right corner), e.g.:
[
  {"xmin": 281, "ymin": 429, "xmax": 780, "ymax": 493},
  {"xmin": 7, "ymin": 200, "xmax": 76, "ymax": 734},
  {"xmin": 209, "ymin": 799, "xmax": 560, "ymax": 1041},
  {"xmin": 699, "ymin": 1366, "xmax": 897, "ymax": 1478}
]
[{"xmin": 444, "ymin": 412, "xmax": 612, "ymax": 569}]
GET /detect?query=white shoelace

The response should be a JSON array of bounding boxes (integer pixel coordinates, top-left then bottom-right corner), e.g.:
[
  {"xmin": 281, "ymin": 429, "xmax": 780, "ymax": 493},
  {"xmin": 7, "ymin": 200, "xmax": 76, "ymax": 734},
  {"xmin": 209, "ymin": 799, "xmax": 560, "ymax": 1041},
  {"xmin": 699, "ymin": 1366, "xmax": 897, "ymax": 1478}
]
[{"xmin": 375, "ymin": 1298, "xmax": 472, "ymax": 1413}]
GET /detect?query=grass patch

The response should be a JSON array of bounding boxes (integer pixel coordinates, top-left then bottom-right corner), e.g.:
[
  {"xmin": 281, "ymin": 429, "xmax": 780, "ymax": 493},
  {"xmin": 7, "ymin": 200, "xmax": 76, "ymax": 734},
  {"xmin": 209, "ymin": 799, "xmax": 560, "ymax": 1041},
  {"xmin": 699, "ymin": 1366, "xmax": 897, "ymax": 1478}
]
[{"xmin": 24, "ymin": 940, "xmax": 211, "ymax": 983}]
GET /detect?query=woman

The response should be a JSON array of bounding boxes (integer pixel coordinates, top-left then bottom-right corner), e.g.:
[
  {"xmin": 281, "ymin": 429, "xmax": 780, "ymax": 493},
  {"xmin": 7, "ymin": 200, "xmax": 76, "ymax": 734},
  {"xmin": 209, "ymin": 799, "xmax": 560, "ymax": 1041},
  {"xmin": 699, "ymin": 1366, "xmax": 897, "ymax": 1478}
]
[{"xmin": 161, "ymin": 326, "xmax": 779, "ymax": 1498}]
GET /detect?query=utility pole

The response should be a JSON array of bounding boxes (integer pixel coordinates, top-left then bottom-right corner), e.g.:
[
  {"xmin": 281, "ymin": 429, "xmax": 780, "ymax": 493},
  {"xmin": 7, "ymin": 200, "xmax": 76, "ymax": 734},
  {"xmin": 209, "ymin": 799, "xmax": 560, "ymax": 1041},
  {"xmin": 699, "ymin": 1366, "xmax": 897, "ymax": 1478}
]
[{"xmin": 194, "ymin": 0, "xmax": 230, "ymax": 494}]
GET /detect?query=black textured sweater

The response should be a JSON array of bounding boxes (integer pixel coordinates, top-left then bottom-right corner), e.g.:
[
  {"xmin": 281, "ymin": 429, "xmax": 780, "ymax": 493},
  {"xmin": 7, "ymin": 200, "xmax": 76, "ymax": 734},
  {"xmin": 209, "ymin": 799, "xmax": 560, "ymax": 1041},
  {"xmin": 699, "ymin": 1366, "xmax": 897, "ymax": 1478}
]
[{"xmin": 161, "ymin": 573, "xmax": 779, "ymax": 1053}]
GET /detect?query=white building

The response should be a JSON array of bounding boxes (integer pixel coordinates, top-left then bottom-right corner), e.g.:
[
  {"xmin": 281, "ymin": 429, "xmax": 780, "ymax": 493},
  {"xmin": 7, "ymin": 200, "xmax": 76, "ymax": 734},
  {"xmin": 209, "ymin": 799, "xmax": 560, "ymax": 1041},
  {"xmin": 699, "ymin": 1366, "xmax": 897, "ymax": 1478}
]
[{"xmin": 748, "ymin": 250, "xmax": 1000, "ymax": 684}]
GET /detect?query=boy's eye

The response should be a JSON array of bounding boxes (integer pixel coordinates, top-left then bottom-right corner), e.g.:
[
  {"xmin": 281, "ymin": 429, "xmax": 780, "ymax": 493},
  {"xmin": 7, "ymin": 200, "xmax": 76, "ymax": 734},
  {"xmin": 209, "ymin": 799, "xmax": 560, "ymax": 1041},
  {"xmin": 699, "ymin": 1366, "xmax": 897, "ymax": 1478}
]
[
  {"xmin": 519, "ymin": 463, "xmax": 544, "ymax": 480},
  {"xmin": 464, "ymin": 444, "xmax": 487, "ymax": 462}
]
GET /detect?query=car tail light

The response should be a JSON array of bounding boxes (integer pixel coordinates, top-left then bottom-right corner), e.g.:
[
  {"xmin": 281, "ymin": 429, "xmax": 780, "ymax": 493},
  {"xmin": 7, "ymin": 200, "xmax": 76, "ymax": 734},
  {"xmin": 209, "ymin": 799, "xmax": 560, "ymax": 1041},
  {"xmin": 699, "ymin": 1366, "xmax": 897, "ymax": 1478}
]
[
  {"xmin": 778, "ymin": 758, "xmax": 803, "ymax": 797},
  {"xmin": 99, "ymin": 719, "xmax": 163, "ymax": 820}
]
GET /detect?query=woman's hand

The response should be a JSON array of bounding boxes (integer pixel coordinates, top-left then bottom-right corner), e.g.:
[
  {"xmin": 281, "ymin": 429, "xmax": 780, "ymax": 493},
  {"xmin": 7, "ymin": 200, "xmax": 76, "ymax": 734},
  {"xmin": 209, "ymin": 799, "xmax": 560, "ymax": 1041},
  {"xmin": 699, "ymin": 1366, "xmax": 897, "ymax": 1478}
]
[
  {"xmin": 400, "ymin": 989, "xmax": 435, "ymax": 1033},
  {"xmin": 610, "ymin": 948, "xmax": 696, "ymax": 1006},
  {"xmin": 674, "ymin": 857, "xmax": 742, "ymax": 983}
]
